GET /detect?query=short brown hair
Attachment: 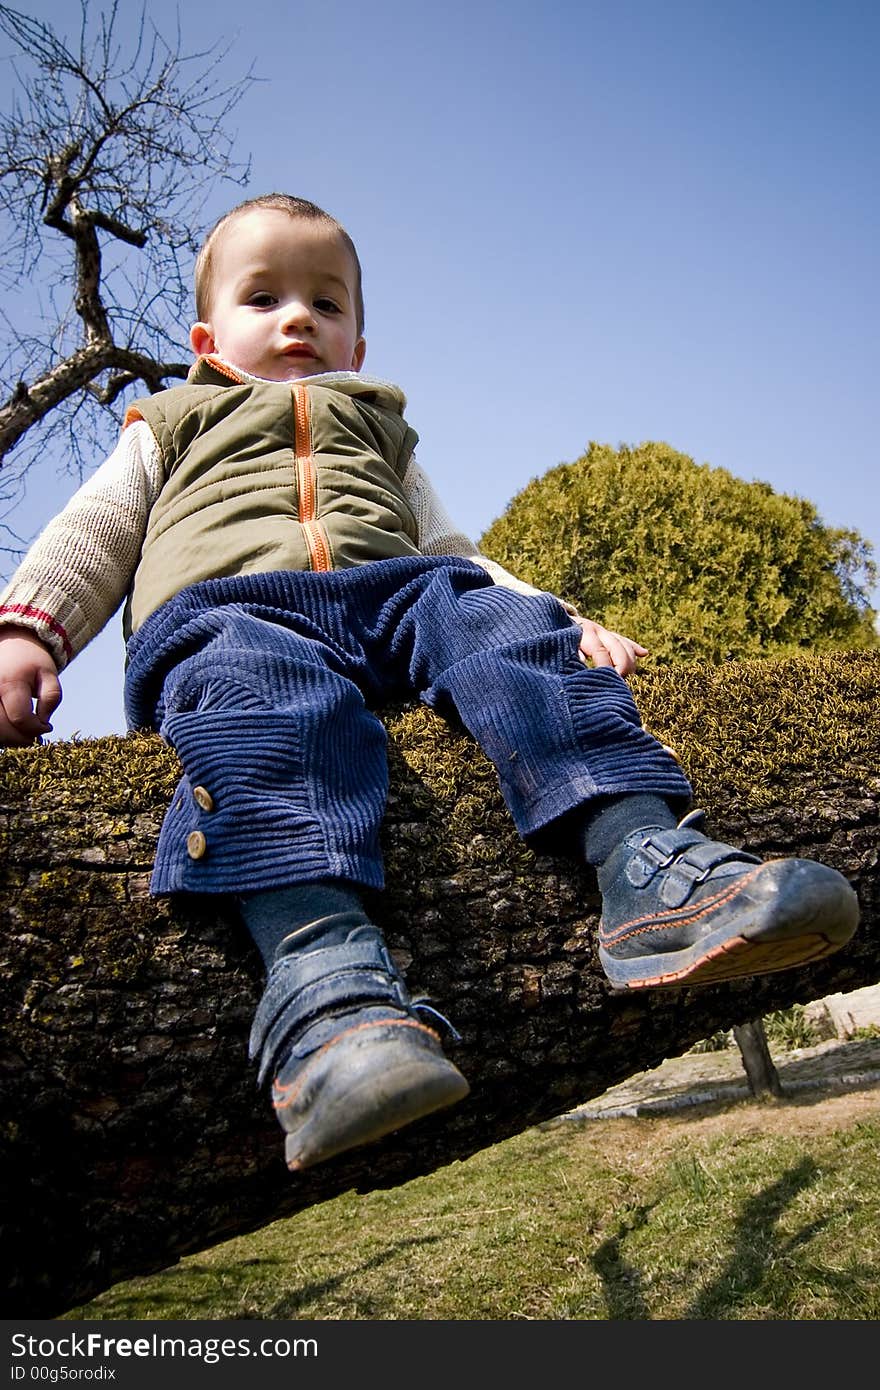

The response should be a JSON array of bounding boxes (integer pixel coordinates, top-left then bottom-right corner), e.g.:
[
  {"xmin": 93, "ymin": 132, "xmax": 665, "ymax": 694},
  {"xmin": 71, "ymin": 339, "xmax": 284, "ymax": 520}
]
[{"xmin": 194, "ymin": 193, "xmax": 365, "ymax": 335}]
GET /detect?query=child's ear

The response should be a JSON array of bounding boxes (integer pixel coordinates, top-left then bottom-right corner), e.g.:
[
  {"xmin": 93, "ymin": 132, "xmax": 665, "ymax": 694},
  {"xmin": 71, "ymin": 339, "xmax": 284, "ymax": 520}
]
[
  {"xmin": 190, "ymin": 322, "xmax": 216, "ymax": 358},
  {"xmin": 351, "ymin": 337, "xmax": 366, "ymax": 372}
]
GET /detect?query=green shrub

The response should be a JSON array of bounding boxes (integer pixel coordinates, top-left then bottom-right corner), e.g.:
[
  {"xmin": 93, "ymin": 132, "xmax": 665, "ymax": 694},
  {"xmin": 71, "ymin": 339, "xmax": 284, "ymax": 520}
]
[
  {"xmin": 763, "ymin": 1004, "xmax": 822, "ymax": 1051},
  {"xmin": 480, "ymin": 442, "xmax": 877, "ymax": 663}
]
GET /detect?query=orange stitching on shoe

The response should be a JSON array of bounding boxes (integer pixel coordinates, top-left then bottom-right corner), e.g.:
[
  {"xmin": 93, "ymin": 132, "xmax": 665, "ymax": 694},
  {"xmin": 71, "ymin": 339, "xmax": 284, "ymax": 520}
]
[
  {"xmin": 601, "ymin": 863, "xmax": 766, "ymax": 944},
  {"xmin": 271, "ymin": 1017, "xmax": 441, "ymax": 1111}
]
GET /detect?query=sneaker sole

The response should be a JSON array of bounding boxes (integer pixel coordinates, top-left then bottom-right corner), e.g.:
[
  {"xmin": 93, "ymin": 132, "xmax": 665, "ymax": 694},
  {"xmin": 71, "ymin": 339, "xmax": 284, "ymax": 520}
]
[
  {"xmin": 274, "ymin": 1019, "xmax": 470, "ymax": 1171},
  {"xmin": 599, "ymin": 858, "xmax": 860, "ymax": 990}
]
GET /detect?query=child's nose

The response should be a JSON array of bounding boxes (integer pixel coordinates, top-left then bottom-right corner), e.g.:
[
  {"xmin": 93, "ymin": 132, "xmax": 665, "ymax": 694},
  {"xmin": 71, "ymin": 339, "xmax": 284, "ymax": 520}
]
[{"xmin": 282, "ymin": 300, "xmax": 316, "ymax": 332}]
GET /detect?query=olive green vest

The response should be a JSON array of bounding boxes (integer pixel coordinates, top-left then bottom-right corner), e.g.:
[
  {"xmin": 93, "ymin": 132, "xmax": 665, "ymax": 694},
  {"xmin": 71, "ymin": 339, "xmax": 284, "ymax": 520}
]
[{"xmin": 124, "ymin": 357, "xmax": 421, "ymax": 635}]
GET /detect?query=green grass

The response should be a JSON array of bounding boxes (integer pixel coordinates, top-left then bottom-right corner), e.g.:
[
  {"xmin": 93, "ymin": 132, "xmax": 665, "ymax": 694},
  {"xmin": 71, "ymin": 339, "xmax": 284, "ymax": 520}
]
[{"xmin": 63, "ymin": 1102, "xmax": 880, "ymax": 1321}]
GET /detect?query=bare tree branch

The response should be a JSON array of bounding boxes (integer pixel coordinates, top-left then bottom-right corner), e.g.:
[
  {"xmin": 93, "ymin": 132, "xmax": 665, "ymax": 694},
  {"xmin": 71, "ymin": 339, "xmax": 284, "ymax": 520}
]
[
  {"xmin": 0, "ymin": 0, "xmax": 253, "ymax": 482},
  {"xmin": 0, "ymin": 343, "xmax": 190, "ymax": 457}
]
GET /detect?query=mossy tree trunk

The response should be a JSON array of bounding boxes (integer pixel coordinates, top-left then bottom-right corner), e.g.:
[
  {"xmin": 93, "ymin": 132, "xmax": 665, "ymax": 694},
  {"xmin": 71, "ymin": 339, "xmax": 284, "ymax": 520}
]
[{"xmin": 1, "ymin": 653, "xmax": 878, "ymax": 1316}]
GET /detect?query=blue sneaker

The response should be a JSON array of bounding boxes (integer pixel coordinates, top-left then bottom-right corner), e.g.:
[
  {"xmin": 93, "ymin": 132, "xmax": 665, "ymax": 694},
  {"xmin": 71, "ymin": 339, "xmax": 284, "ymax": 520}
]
[
  {"xmin": 597, "ymin": 812, "xmax": 859, "ymax": 990},
  {"xmin": 249, "ymin": 918, "xmax": 469, "ymax": 1170}
]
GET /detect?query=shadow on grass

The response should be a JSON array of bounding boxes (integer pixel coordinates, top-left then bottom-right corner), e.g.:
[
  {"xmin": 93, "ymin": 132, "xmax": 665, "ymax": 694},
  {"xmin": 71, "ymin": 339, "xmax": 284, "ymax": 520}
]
[
  {"xmin": 685, "ymin": 1156, "xmax": 824, "ymax": 1318},
  {"xmin": 80, "ymin": 1234, "xmax": 442, "ymax": 1321},
  {"xmin": 588, "ymin": 1159, "xmax": 829, "ymax": 1319},
  {"xmin": 589, "ymin": 1203, "xmax": 658, "ymax": 1319},
  {"xmin": 267, "ymin": 1233, "xmax": 443, "ymax": 1319}
]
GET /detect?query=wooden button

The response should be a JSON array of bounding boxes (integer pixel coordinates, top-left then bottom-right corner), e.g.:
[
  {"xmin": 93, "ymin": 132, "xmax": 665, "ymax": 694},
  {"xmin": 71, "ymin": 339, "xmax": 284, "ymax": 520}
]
[
  {"xmin": 186, "ymin": 830, "xmax": 207, "ymax": 860},
  {"xmin": 192, "ymin": 785, "xmax": 214, "ymax": 812}
]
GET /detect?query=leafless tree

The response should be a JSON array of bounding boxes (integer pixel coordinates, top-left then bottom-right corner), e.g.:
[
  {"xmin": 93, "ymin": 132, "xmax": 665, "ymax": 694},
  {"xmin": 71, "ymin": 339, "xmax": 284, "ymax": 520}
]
[{"xmin": 0, "ymin": 0, "xmax": 253, "ymax": 547}]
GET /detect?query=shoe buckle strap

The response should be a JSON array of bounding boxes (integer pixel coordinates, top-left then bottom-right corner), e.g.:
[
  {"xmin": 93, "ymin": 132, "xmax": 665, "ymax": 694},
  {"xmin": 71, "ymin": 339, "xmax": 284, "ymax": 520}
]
[
  {"xmin": 267, "ymin": 936, "xmax": 400, "ymax": 1003},
  {"xmin": 252, "ymin": 974, "xmax": 410, "ymax": 1086},
  {"xmin": 625, "ymin": 832, "xmax": 678, "ymax": 887},
  {"xmin": 657, "ymin": 842, "xmax": 760, "ymax": 908},
  {"xmin": 249, "ymin": 954, "xmax": 407, "ymax": 1066},
  {"xmin": 412, "ymin": 998, "xmax": 462, "ymax": 1043},
  {"xmin": 658, "ymin": 852, "xmax": 713, "ymax": 908}
]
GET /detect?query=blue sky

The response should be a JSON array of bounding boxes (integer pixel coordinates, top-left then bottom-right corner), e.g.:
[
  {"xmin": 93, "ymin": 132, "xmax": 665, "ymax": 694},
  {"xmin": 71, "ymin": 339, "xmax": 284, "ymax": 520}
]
[{"xmin": 4, "ymin": 0, "xmax": 878, "ymax": 740}]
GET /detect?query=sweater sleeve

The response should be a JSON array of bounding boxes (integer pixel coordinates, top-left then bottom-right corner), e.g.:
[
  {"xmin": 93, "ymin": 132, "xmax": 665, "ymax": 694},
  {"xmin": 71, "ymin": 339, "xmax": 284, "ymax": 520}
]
[
  {"xmin": 0, "ymin": 421, "xmax": 163, "ymax": 668},
  {"xmin": 401, "ymin": 453, "xmax": 582, "ymax": 619}
]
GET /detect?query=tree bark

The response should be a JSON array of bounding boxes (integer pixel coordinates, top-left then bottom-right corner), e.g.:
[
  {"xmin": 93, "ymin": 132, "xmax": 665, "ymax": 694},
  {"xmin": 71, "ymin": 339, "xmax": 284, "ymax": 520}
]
[{"xmin": 1, "ymin": 654, "xmax": 878, "ymax": 1316}]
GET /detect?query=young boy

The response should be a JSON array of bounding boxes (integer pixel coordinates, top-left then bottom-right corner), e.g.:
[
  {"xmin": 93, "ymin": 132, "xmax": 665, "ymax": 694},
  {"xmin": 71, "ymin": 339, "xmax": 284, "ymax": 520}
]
[{"xmin": 0, "ymin": 194, "xmax": 859, "ymax": 1171}]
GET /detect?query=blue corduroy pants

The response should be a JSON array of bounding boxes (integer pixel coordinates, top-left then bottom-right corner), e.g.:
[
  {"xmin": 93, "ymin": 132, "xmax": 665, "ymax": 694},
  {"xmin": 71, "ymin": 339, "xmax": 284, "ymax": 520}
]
[{"xmin": 124, "ymin": 557, "xmax": 692, "ymax": 895}]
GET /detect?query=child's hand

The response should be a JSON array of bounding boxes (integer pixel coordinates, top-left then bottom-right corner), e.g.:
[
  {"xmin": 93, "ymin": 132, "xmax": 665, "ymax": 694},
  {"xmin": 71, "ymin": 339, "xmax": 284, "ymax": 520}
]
[
  {"xmin": 575, "ymin": 618, "xmax": 648, "ymax": 677},
  {"xmin": 0, "ymin": 627, "xmax": 62, "ymax": 746}
]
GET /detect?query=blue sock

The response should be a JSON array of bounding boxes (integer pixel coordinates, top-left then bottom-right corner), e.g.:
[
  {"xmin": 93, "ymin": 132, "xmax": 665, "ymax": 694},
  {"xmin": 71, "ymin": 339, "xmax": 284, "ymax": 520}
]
[
  {"xmin": 238, "ymin": 882, "xmax": 371, "ymax": 969},
  {"xmin": 575, "ymin": 793, "xmax": 681, "ymax": 866}
]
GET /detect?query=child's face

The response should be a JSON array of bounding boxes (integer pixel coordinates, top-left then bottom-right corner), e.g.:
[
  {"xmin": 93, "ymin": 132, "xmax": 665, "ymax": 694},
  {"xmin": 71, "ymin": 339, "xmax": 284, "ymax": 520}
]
[{"xmin": 190, "ymin": 209, "xmax": 366, "ymax": 381}]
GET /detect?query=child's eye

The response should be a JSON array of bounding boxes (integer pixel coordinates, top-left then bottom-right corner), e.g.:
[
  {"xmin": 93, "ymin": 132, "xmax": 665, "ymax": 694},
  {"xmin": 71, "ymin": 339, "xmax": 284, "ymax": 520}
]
[
  {"xmin": 247, "ymin": 292, "xmax": 277, "ymax": 308},
  {"xmin": 314, "ymin": 297, "xmax": 341, "ymax": 314}
]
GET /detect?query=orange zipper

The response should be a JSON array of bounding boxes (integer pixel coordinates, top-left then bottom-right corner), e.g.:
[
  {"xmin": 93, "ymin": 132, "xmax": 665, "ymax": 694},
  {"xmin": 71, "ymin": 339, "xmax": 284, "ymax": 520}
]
[{"xmin": 291, "ymin": 384, "xmax": 332, "ymax": 571}]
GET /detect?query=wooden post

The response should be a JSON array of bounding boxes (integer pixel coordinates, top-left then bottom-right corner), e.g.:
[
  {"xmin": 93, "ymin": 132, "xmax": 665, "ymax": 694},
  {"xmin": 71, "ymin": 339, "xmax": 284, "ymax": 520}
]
[{"xmin": 733, "ymin": 1018, "xmax": 783, "ymax": 1098}]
